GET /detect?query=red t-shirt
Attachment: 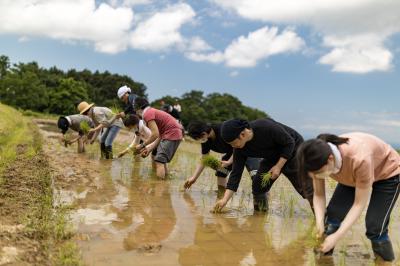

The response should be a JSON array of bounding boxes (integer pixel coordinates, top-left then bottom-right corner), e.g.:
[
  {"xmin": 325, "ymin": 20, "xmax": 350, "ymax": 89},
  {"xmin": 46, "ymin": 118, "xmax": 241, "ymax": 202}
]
[{"xmin": 143, "ymin": 107, "xmax": 183, "ymax": 141}]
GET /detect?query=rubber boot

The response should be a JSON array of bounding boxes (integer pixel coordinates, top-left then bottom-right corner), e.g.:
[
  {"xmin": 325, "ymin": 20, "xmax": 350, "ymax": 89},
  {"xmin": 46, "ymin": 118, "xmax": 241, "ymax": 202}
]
[
  {"xmin": 372, "ymin": 239, "xmax": 395, "ymax": 261},
  {"xmin": 105, "ymin": 145, "xmax": 113, "ymax": 159},
  {"xmin": 100, "ymin": 143, "xmax": 106, "ymax": 159},
  {"xmin": 323, "ymin": 223, "xmax": 339, "ymax": 255},
  {"xmin": 217, "ymin": 185, "xmax": 225, "ymax": 199},
  {"xmin": 253, "ymin": 193, "xmax": 268, "ymax": 212}
]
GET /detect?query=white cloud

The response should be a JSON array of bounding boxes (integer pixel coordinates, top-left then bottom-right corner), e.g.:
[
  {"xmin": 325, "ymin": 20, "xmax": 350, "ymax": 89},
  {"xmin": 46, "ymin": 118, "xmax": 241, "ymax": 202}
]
[
  {"xmin": 212, "ymin": 0, "xmax": 400, "ymax": 73},
  {"xmin": 0, "ymin": 0, "xmax": 134, "ymax": 54},
  {"xmin": 186, "ymin": 26, "xmax": 304, "ymax": 68},
  {"xmin": 130, "ymin": 3, "xmax": 196, "ymax": 51},
  {"xmin": 185, "ymin": 36, "xmax": 213, "ymax": 52},
  {"xmin": 0, "ymin": 1, "xmax": 202, "ymax": 55},
  {"xmin": 122, "ymin": 0, "xmax": 152, "ymax": 7},
  {"xmin": 319, "ymin": 34, "xmax": 393, "ymax": 73},
  {"xmin": 186, "ymin": 51, "xmax": 224, "ymax": 64}
]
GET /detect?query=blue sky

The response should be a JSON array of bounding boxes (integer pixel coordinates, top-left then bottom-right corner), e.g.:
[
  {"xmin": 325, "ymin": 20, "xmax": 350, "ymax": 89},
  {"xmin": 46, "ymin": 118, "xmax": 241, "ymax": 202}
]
[{"xmin": 1, "ymin": 0, "xmax": 400, "ymax": 145}]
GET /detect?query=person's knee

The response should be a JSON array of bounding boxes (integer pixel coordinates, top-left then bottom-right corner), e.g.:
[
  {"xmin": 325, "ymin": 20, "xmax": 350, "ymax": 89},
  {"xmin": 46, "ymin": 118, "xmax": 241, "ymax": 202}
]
[{"xmin": 155, "ymin": 163, "xmax": 166, "ymax": 178}]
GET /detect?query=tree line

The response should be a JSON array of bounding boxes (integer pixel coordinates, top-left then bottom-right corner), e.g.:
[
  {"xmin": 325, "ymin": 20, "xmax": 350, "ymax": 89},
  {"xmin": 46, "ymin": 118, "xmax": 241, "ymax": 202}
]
[{"xmin": 0, "ymin": 55, "xmax": 268, "ymax": 126}]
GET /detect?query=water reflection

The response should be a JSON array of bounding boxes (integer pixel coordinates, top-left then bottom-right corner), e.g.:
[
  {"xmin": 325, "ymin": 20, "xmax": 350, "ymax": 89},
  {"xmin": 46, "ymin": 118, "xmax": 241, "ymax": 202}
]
[{"xmin": 179, "ymin": 193, "xmax": 313, "ymax": 266}]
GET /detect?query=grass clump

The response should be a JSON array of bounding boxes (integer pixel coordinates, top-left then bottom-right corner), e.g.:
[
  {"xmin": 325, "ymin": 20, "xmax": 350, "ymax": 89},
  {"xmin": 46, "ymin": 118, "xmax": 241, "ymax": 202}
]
[
  {"xmin": 202, "ymin": 155, "xmax": 221, "ymax": 170},
  {"xmin": 110, "ymin": 104, "xmax": 122, "ymax": 115},
  {"xmin": 79, "ymin": 121, "xmax": 91, "ymax": 135},
  {"xmin": 261, "ymin": 172, "xmax": 272, "ymax": 187}
]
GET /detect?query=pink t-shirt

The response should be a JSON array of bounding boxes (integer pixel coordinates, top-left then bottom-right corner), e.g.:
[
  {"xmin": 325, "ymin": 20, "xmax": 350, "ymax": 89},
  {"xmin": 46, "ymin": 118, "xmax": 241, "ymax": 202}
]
[
  {"xmin": 143, "ymin": 107, "xmax": 183, "ymax": 141},
  {"xmin": 331, "ymin": 132, "xmax": 400, "ymax": 188}
]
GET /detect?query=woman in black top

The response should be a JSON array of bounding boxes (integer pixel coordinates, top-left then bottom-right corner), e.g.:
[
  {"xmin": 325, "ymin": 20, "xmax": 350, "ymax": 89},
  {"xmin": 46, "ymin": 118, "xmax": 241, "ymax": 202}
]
[
  {"xmin": 185, "ymin": 121, "xmax": 260, "ymax": 198},
  {"xmin": 214, "ymin": 118, "xmax": 313, "ymax": 212}
]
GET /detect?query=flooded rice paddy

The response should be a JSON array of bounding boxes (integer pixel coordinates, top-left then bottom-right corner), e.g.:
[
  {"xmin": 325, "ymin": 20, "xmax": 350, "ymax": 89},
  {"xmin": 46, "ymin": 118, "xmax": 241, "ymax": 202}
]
[{"xmin": 36, "ymin": 120, "xmax": 400, "ymax": 265}]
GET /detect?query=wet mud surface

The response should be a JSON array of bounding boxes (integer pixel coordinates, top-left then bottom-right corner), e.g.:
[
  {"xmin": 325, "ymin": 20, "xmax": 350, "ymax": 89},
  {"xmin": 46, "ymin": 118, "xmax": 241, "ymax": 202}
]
[{"xmin": 36, "ymin": 120, "xmax": 400, "ymax": 266}]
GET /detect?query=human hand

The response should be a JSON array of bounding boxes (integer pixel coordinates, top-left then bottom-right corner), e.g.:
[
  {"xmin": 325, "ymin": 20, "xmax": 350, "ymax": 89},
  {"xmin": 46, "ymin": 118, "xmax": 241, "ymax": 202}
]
[
  {"xmin": 117, "ymin": 149, "xmax": 128, "ymax": 158},
  {"xmin": 140, "ymin": 147, "xmax": 150, "ymax": 157},
  {"xmin": 214, "ymin": 198, "xmax": 228, "ymax": 213},
  {"xmin": 269, "ymin": 165, "xmax": 282, "ymax": 180},
  {"xmin": 184, "ymin": 177, "xmax": 197, "ymax": 189},
  {"xmin": 320, "ymin": 234, "xmax": 338, "ymax": 254},
  {"xmin": 221, "ymin": 160, "xmax": 232, "ymax": 168}
]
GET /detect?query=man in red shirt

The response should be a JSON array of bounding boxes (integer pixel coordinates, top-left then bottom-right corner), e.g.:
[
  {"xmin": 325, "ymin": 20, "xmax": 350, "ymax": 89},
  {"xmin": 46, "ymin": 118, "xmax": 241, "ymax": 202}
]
[{"xmin": 134, "ymin": 97, "xmax": 183, "ymax": 179}]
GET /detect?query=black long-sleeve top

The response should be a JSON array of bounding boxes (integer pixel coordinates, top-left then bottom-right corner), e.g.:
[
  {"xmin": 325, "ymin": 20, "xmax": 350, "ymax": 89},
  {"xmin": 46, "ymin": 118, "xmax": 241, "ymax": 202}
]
[
  {"xmin": 123, "ymin": 93, "xmax": 138, "ymax": 115},
  {"xmin": 226, "ymin": 118, "xmax": 303, "ymax": 192}
]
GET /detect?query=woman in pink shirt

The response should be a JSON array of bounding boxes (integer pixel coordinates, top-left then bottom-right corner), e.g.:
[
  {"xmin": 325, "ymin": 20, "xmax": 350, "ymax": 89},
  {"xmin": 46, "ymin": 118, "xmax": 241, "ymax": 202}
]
[
  {"xmin": 297, "ymin": 132, "xmax": 400, "ymax": 261},
  {"xmin": 133, "ymin": 97, "xmax": 183, "ymax": 179}
]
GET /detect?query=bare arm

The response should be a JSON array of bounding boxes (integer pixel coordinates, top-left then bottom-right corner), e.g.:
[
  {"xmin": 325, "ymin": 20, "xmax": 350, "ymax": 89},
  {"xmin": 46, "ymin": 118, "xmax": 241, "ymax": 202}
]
[
  {"xmin": 214, "ymin": 189, "xmax": 235, "ymax": 212},
  {"xmin": 184, "ymin": 154, "xmax": 207, "ymax": 189},
  {"xmin": 269, "ymin": 157, "xmax": 288, "ymax": 179},
  {"xmin": 313, "ymin": 178, "xmax": 326, "ymax": 236},
  {"xmin": 332, "ymin": 186, "xmax": 371, "ymax": 238},
  {"xmin": 320, "ymin": 186, "xmax": 371, "ymax": 252},
  {"xmin": 141, "ymin": 120, "xmax": 159, "ymax": 147}
]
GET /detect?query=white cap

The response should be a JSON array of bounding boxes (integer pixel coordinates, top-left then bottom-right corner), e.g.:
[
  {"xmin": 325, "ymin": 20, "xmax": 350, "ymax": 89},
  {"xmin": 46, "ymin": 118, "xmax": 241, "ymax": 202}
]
[{"xmin": 117, "ymin": 85, "xmax": 131, "ymax": 99}]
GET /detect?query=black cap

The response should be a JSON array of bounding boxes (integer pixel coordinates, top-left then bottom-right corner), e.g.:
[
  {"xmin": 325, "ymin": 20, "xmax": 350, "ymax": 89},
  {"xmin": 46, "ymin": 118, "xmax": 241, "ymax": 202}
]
[
  {"xmin": 134, "ymin": 97, "xmax": 149, "ymax": 110},
  {"xmin": 57, "ymin": 117, "xmax": 69, "ymax": 134},
  {"xmin": 221, "ymin": 119, "xmax": 250, "ymax": 143}
]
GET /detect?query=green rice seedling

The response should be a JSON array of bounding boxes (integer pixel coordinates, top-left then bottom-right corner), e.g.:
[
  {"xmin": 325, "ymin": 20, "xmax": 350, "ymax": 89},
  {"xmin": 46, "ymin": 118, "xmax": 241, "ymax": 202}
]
[
  {"xmin": 79, "ymin": 121, "xmax": 91, "ymax": 135},
  {"xmin": 202, "ymin": 155, "xmax": 221, "ymax": 170},
  {"xmin": 110, "ymin": 104, "xmax": 122, "ymax": 115},
  {"xmin": 261, "ymin": 172, "xmax": 272, "ymax": 187}
]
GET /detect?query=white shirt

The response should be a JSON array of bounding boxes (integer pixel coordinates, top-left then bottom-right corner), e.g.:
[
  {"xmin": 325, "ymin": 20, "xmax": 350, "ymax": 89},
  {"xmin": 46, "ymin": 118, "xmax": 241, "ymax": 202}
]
[{"xmin": 128, "ymin": 120, "xmax": 151, "ymax": 149}]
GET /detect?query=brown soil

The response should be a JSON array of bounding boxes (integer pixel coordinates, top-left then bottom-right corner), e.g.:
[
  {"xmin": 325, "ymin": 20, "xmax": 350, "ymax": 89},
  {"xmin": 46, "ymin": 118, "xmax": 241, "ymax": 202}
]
[{"xmin": 0, "ymin": 147, "xmax": 51, "ymax": 265}]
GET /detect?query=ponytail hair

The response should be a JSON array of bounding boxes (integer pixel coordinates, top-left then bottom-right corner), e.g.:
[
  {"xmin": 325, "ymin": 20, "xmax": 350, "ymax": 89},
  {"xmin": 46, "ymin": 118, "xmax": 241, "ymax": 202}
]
[
  {"xmin": 297, "ymin": 133, "xmax": 349, "ymax": 191},
  {"xmin": 317, "ymin": 133, "xmax": 349, "ymax": 145}
]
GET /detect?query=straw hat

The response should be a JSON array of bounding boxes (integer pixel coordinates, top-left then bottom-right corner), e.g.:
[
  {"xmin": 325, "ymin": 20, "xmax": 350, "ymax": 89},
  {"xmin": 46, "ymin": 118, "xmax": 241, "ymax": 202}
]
[{"xmin": 77, "ymin": 101, "xmax": 94, "ymax": 114}]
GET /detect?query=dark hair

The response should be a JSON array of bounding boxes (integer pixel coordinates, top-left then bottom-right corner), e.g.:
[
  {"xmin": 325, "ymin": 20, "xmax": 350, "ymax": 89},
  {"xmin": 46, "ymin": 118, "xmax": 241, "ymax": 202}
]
[
  {"xmin": 297, "ymin": 133, "xmax": 349, "ymax": 187},
  {"xmin": 187, "ymin": 122, "xmax": 212, "ymax": 139},
  {"xmin": 161, "ymin": 104, "xmax": 171, "ymax": 112},
  {"xmin": 134, "ymin": 97, "xmax": 149, "ymax": 110},
  {"xmin": 57, "ymin": 117, "xmax": 69, "ymax": 134},
  {"xmin": 123, "ymin": 114, "xmax": 140, "ymax": 127}
]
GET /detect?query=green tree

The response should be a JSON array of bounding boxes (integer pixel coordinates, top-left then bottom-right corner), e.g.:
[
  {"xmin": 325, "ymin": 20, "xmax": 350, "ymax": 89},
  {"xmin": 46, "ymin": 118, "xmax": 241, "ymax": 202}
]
[
  {"xmin": 0, "ymin": 55, "xmax": 10, "ymax": 79},
  {"xmin": 0, "ymin": 61, "xmax": 49, "ymax": 112},
  {"xmin": 47, "ymin": 78, "xmax": 89, "ymax": 115},
  {"xmin": 151, "ymin": 90, "xmax": 268, "ymax": 127}
]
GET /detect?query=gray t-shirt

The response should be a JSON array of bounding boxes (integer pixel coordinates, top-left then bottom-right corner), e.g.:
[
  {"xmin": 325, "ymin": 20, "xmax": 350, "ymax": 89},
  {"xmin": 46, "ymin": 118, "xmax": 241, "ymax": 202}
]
[
  {"xmin": 66, "ymin": 114, "xmax": 94, "ymax": 133},
  {"xmin": 89, "ymin": 107, "xmax": 124, "ymax": 128}
]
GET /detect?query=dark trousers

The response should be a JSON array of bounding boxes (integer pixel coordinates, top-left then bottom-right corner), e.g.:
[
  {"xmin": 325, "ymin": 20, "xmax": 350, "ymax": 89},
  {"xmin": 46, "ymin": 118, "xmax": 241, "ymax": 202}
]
[
  {"xmin": 326, "ymin": 175, "xmax": 400, "ymax": 241},
  {"xmin": 216, "ymin": 155, "xmax": 261, "ymax": 178},
  {"xmin": 251, "ymin": 156, "xmax": 314, "ymax": 201}
]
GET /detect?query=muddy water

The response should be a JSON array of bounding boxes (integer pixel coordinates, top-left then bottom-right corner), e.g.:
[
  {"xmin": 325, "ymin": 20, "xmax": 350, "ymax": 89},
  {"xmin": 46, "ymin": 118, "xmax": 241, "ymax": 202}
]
[{"xmin": 37, "ymin": 120, "xmax": 400, "ymax": 266}]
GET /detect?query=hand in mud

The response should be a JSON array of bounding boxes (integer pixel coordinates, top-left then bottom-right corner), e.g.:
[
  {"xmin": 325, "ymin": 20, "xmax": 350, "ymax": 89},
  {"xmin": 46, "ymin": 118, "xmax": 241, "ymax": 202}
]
[
  {"xmin": 135, "ymin": 144, "xmax": 144, "ymax": 152},
  {"xmin": 214, "ymin": 199, "xmax": 227, "ymax": 213},
  {"xmin": 184, "ymin": 177, "xmax": 197, "ymax": 189},
  {"xmin": 117, "ymin": 150, "xmax": 128, "ymax": 158},
  {"xmin": 269, "ymin": 165, "xmax": 282, "ymax": 180},
  {"xmin": 220, "ymin": 160, "xmax": 231, "ymax": 168},
  {"xmin": 140, "ymin": 147, "xmax": 150, "ymax": 158},
  {"xmin": 320, "ymin": 234, "xmax": 338, "ymax": 253}
]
